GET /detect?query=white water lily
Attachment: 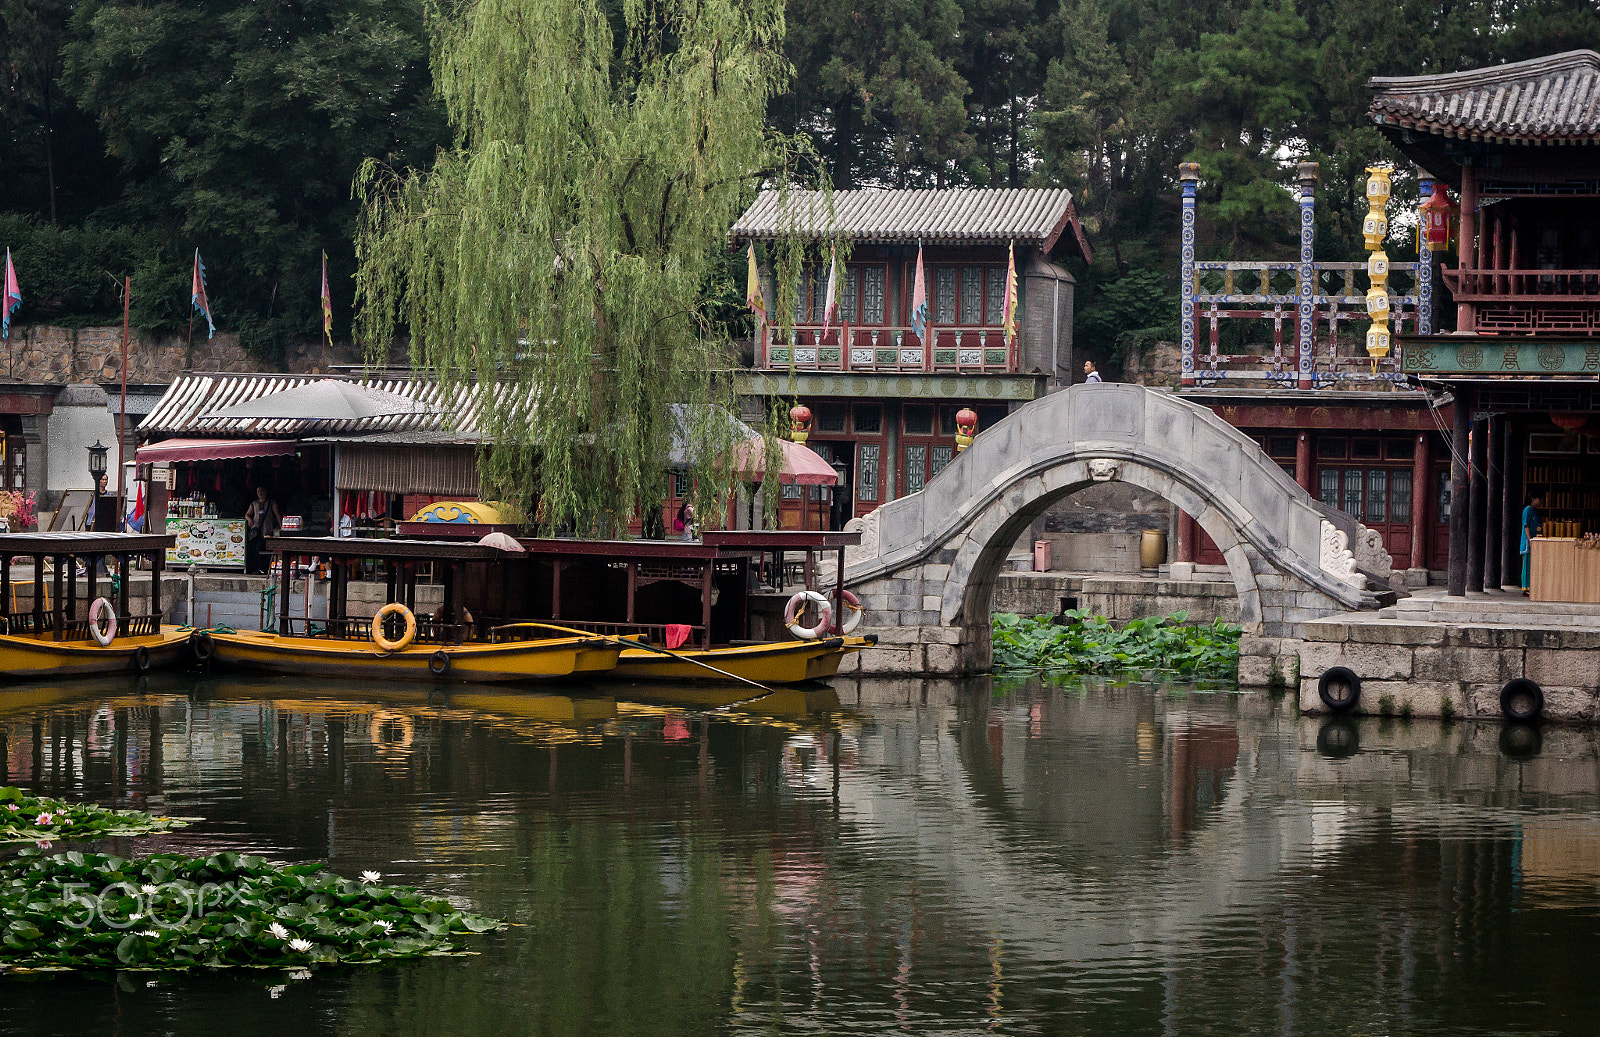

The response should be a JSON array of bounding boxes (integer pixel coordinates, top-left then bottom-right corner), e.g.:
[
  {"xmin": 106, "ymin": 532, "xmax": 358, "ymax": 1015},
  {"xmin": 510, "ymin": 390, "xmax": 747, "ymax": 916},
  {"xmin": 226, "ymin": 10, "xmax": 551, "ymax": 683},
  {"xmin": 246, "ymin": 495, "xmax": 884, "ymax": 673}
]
[
  {"xmin": 289, "ymin": 969, "xmax": 311, "ymax": 981},
  {"xmin": 139, "ymin": 930, "xmax": 161, "ymax": 938},
  {"xmin": 360, "ymin": 871, "xmax": 381, "ymax": 884},
  {"xmin": 371, "ymin": 919, "xmax": 393, "ymax": 932},
  {"xmin": 289, "ymin": 938, "xmax": 314, "ymax": 953},
  {"xmin": 267, "ymin": 922, "xmax": 291, "ymax": 940},
  {"xmin": 140, "ymin": 884, "xmax": 158, "ymax": 895}
]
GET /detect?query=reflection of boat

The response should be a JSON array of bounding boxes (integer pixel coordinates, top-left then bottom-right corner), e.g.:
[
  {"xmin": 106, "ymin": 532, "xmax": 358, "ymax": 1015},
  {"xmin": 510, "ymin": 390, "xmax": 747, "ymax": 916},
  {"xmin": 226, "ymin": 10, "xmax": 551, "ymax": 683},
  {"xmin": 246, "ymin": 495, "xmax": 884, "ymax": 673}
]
[
  {"xmin": 0, "ymin": 532, "xmax": 192, "ymax": 677},
  {"xmin": 598, "ymin": 680, "xmax": 843, "ymax": 718},
  {"xmin": 202, "ymin": 537, "xmax": 623, "ymax": 683}
]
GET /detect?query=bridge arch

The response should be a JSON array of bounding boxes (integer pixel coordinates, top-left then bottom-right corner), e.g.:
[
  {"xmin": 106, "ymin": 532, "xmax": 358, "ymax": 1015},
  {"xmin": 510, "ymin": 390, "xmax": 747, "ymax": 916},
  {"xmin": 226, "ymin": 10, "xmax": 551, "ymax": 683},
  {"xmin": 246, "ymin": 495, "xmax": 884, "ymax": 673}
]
[{"xmin": 843, "ymin": 384, "xmax": 1392, "ymax": 674}]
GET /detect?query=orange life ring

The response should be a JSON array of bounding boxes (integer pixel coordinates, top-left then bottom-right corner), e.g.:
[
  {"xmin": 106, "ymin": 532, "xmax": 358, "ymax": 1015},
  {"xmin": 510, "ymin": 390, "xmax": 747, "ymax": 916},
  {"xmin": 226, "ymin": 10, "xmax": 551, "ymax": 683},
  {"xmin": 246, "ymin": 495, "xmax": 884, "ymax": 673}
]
[
  {"xmin": 784, "ymin": 591, "xmax": 833, "ymax": 641},
  {"xmin": 371, "ymin": 602, "xmax": 417, "ymax": 653}
]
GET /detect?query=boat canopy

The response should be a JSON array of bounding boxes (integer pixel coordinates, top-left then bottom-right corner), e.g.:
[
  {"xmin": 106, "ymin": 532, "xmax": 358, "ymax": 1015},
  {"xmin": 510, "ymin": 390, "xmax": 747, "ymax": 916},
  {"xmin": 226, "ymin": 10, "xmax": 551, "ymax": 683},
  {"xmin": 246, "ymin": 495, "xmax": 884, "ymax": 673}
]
[{"xmin": 0, "ymin": 531, "xmax": 176, "ymax": 557}]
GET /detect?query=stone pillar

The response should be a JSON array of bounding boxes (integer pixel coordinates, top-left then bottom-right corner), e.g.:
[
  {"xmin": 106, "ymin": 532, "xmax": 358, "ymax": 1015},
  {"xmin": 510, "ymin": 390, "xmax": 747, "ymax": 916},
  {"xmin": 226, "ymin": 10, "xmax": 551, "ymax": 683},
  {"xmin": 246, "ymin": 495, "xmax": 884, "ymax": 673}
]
[
  {"xmin": 1179, "ymin": 163, "xmax": 1200, "ymax": 387},
  {"xmin": 19, "ymin": 414, "xmax": 46, "ymax": 493},
  {"xmin": 1448, "ymin": 389, "xmax": 1470, "ymax": 596},
  {"xmin": 1410, "ymin": 432, "xmax": 1430, "ymax": 573},
  {"xmin": 1501, "ymin": 417, "xmax": 1522, "ymax": 584},
  {"xmin": 1457, "ymin": 164, "xmax": 1477, "ymax": 334},
  {"xmin": 1468, "ymin": 409, "xmax": 1487, "ymax": 593},
  {"xmin": 1295, "ymin": 432, "xmax": 1313, "ymax": 492},
  {"xmin": 1416, "ymin": 176, "xmax": 1434, "ymax": 336},
  {"xmin": 1485, "ymin": 414, "xmax": 1503, "ymax": 590},
  {"xmin": 1296, "ymin": 162, "xmax": 1318, "ymax": 389}
]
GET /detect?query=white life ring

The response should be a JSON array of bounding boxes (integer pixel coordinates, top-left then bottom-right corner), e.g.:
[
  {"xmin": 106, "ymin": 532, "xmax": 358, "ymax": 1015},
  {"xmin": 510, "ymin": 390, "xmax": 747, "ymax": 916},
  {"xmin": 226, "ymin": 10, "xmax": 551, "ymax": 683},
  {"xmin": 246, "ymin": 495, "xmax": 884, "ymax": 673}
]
[
  {"xmin": 89, "ymin": 597, "xmax": 117, "ymax": 647},
  {"xmin": 835, "ymin": 589, "xmax": 865, "ymax": 635},
  {"xmin": 784, "ymin": 590, "xmax": 833, "ymax": 641}
]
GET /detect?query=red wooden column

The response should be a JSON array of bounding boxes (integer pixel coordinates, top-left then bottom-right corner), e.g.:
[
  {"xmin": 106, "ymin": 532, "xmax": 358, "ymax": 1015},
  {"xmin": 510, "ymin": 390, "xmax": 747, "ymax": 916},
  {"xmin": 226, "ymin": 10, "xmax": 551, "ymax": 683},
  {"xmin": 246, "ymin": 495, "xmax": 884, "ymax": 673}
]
[
  {"xmin": 1457, "ymin": 165, "xmax": 1478, "ymax": 334},
  {"xmin": 1410, "ymin": 432, "xmax": 1430, "ymax": 574},
  {"xmin": 1295, "ymin": 432, "xmax": 1313, "ymax": 492},
  {"xmin": 1176, "ymin": 510, "xmax": 1198, "ymax": 564}
]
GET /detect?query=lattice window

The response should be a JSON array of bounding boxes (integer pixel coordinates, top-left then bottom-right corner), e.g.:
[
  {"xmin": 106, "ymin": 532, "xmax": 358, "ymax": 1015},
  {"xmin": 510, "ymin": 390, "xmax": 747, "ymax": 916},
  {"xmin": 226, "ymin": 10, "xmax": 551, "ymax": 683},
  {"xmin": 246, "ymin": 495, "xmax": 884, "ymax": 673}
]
[
  {"xmin": 961, "ymin": 267, "xmax": 983, "ymax": 324},
  {"xmin": 931, "ymin": 445, "xmax": 954, "ymax": 478},
  {"xmin": 904, "ymin": 445, "xmax": 927, "ymax": 494},
  {"xmin": 1318, "ymin": 469, "xmax": 1340, "ymax": 509},
  {"xmin": 813, "ymin": 266, "xmax": 830, "ymax": 322},
  {"xmin": 1366, "ymin": 470, "xmax": 1388, "ymax": 524},
  {"xmin": 935, "ymin": 268, "xmax": 957, "ymax": 324},
  {"xmin": 858, "ymin": 445, "xmax": 880, "ymax": 502},
  {"xmin": 1389, "ymin": 470, "xmax": 1412, "ymax": 525},
  {"xmin": 862, "ymin": 266, "xmax": 885, "ymax": 324},
  {"xmin": 1342, "ymin": 470, "xmax": 1362, "ymax": 517},
  {"xmin": 841, "ymin": 267, "xmax": 859, "ymax": 323},
  {"xmin": 986, "ymin": 268, "xmax": 1004, "ymax": 326}
]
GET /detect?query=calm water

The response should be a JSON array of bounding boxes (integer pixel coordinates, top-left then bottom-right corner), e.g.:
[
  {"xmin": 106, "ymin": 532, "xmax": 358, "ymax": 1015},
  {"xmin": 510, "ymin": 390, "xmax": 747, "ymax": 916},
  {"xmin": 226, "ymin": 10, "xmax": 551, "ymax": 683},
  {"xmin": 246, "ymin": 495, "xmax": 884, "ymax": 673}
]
[{"xmin": 2, "ymin": 672, "xmax": 1600, "ymax": 1035}]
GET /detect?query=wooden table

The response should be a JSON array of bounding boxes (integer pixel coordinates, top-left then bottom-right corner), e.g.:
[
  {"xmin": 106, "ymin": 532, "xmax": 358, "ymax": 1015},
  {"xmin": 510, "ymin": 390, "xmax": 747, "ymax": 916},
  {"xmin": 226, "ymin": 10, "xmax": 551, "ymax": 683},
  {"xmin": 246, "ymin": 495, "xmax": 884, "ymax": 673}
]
[{"xmin": 1530, "ymin": 537, "xmax": 1600, "ymax": 602}]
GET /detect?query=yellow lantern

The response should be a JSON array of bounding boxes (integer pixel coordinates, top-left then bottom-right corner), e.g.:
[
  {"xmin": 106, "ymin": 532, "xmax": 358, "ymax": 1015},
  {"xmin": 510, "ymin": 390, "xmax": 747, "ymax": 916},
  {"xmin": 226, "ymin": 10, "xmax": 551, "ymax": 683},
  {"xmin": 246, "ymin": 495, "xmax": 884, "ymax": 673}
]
[
  {"xmin": 1367, "ymin": 249, "xmax": 1390, "ymax": 287},
  {"xmin": 1365, "ymin": 286, "xmax": 1391, "ymax": 323},
  {"xmin": 1362, "ymin": 163, "xmax": 1394, "ymax": 251},
  {"xmin": 1365, "ymin": 324, "xmax": 1391, "ymax": 358}
]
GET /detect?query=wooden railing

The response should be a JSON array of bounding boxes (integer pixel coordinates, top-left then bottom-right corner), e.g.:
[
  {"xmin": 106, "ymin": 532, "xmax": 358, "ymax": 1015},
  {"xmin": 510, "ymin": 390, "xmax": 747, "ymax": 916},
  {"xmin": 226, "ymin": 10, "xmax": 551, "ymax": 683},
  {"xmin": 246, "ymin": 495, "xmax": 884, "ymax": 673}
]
[
  {"xmin": 1445, "ymin": 268, "xmax": 1600, "ymax": 301},
  {"xmin": 763, "ymin": 324, "xmax": 1017, "ymax": 373}
]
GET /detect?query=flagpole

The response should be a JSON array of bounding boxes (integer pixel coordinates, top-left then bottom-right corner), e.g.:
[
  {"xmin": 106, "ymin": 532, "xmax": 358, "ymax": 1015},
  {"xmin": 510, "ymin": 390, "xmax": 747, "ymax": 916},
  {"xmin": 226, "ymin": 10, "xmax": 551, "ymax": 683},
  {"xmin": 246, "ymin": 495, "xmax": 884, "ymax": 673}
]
[{"xmin": 119, "ymin": 276, "xmax": 130, "ymax": 519}]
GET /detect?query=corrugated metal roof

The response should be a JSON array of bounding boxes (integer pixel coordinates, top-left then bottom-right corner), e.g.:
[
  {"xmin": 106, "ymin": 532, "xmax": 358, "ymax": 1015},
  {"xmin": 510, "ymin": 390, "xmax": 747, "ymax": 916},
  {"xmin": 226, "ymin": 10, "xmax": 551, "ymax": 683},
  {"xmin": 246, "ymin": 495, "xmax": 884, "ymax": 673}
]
[
  {"xmin": 1369, "ymin": 49, "xmax": 1600, "ymax": 143},
  {"xmin": 731, "ymin": 188, "xmax": 1086, "ymax": 255},
  {"xmin": 139, "ymin": 372, "xmax": 523, "ymax": 441}
]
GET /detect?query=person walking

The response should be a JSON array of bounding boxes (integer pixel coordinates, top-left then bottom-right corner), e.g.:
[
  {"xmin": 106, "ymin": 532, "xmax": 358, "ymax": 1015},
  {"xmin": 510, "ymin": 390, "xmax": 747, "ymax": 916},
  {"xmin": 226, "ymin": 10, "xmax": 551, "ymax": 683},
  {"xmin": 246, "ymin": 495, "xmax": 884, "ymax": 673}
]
[
  {"xmin": 1083, "ymin": 359, "xmax": 1103, "ymax": 383},
  {"xmin": 675, "ymin": 500, "xmax": 696, "ymax": 541},
  {"xmin": 1521, "ymin": 494, "xmax": 1543, "ymax": 596}
]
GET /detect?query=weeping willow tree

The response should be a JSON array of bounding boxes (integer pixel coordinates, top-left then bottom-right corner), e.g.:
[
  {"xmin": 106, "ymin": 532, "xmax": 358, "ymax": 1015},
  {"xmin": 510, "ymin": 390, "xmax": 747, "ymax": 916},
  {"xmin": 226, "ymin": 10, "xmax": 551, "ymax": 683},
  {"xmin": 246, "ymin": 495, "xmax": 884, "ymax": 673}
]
[{"xmin": 355, "ymin": 0, "xmax": 826, "ymax": 533}]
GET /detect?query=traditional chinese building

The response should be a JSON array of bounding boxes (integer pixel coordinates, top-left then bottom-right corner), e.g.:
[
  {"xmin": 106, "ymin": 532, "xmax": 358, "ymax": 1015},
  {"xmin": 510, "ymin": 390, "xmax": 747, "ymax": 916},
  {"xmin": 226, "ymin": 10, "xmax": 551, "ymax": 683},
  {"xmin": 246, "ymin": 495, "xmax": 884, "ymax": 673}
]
[
  {"xmin": 730, "ymin": 189, "xmax": 1089, "ymax": 528},
  {"xmin": 1382, "ymin": 49, "xmax": 1600, "ymax": 596}
]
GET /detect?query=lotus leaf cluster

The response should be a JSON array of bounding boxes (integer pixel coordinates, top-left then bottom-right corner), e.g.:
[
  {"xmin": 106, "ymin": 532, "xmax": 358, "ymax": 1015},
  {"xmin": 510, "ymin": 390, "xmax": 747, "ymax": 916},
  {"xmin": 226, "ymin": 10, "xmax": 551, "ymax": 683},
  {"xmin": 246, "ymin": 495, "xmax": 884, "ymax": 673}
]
[
  {"xmin": 0, "ymin": 787, "xmax": 198, "ymax": 844},
  {"xmin": 0, "ymin": 849, "xmax": 504, "ymax": 973},
  {"xmin": 992, "ymin": 610, "xmax": 1241, "ymax": 680}
]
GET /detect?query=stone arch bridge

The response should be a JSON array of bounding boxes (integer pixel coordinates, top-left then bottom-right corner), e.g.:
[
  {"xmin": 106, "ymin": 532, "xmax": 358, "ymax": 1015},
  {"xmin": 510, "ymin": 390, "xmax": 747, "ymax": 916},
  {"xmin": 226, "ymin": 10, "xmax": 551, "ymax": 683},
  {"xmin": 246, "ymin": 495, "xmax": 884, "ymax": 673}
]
[{"xmin": 842, "ymin": 383, "xmax": 1392, "ymax": 674}]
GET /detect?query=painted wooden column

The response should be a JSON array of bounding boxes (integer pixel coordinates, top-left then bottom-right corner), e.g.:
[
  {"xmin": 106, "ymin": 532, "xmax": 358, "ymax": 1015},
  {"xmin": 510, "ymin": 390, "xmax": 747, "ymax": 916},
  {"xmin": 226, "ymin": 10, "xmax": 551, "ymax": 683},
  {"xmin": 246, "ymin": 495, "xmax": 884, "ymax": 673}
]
[
  {"xmin": 1176, "ymin": 510, "xmax": 1198, "ymax": 564},
  {"xmin": 1179, "ymin": 163, "xmax": 1200, "ymax": 387},
  {"xmin": 279, "ymin": 552, "xmax": 293, "ymax": 635},
  {"xmin": 1448, "ymin": 392, "xmax": 1470, "ymax": 596},
  {"xmin": 1416, "ymin": 176, "xmax": 1434, "ymax": 336},
  {"xmin": 1485, "ymin": 414, "xmax": 1503, "ymax": 590},
  {"xmin": 1296, "ymin": 161, "xmax": 1318, "ymax": 389},
  {"xmin": 150, "ymin": 546, "xmax": 164, "ymax": 628},
  {"xmin": 1457, "ymin": 164, "xmax": 1478, "ymax": 334},
  {"xmin": 1468, "ymin": 411, "xmax": 1488, "ymax": 593},
  {"xmin": 1295, "ymin": 432, "xmax": 1313, "ymax": 492},
  {"xmin": 1410, "ymin": 432, "xmax": 1430, "ymax": 573},
  {"xmin": 32, "ymin": 555, "xmax": 43, "ymax": 632}
]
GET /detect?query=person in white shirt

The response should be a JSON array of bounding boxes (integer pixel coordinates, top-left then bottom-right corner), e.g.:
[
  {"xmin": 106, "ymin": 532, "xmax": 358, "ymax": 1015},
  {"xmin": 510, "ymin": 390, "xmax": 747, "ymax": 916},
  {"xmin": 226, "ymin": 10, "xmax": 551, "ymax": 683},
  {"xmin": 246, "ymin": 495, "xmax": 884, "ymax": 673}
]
[{"xmin": 1083, "ymin": 359, "xmax": 1103, "ymax": 383}]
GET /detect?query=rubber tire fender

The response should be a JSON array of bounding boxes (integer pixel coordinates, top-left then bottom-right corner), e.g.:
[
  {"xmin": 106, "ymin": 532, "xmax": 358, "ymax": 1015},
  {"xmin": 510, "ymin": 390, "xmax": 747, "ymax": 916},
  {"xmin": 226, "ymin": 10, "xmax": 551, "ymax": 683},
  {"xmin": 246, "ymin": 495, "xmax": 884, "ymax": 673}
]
[
  {"xmin": 1500, "ymin": 678, "xmax": 1544, "ymax": 722},
  {"xmin": 429, "ymin": 650, "xmax": 451, "ymax": 676},
  {"xmin": 133, "ymin": 646, "xmax": 151, "ymax": 673},
  {"xmin": 1317, "ymin": 665, "xmax": 1361, "ymax": 714},
  {"xmin": 192, "ymin": 630, "xmax": 215, "ymax": 662}
]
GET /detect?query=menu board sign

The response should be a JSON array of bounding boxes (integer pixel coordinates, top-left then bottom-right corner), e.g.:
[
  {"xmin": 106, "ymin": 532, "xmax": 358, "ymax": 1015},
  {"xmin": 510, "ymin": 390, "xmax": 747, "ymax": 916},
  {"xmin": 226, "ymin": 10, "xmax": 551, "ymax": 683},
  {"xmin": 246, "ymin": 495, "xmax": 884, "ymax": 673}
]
[{"xmin": 166, "ymin": 518, "xmax": 247, "ymax": 568}]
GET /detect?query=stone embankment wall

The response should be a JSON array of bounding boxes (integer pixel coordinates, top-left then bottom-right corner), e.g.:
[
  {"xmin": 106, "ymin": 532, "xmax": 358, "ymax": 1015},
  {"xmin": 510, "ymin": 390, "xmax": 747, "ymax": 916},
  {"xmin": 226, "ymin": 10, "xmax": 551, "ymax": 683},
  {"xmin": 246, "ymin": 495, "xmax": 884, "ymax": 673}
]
[
  {"xmin": 990, "ymin": 571, "xmax": 1241, "ymax": 625},
  {"xmin": 3, "ymin": 324, "xmax": 369, "ymax": 384}
]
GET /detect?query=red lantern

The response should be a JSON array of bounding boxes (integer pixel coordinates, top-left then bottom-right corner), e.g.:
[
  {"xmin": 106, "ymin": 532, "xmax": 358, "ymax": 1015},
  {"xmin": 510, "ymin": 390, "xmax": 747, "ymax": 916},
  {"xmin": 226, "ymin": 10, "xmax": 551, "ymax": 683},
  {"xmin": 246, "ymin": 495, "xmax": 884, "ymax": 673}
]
[
  {"xmin": 1551, "ymin": 412, "xmax": 1589, "ymax": 433},
  {"xmin": 789, "ymin": 403, "xmax": 812, "ymax": 445},
  {"xmin": 954, "ymin": 408, "xmax": 979, "ymax": 452},
  {"xmin": 1419, "ymin": 182, "xmax": 1456, "ymax": 250}
]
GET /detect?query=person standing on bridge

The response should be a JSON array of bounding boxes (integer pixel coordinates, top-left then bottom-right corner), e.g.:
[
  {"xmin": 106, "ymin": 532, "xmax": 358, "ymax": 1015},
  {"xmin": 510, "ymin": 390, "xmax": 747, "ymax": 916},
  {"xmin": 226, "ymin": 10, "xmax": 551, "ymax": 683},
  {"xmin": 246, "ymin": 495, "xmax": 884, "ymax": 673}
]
[{"xmin": 1083, "ymin": 359, "xmax": 1103, "ymax": 383}]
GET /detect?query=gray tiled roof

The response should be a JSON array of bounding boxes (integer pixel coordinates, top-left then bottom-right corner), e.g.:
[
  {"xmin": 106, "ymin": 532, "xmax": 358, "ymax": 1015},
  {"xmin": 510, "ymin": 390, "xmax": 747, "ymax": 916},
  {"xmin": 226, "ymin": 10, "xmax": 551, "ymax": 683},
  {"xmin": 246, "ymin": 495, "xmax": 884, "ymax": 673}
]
[
  {"xmin": 1369, "ymin": 49, "xmax": 1600, "ymax": 143},
  {"xmin": 731, "ymin": 188, "xmax": 1088, "ymax": 257}
]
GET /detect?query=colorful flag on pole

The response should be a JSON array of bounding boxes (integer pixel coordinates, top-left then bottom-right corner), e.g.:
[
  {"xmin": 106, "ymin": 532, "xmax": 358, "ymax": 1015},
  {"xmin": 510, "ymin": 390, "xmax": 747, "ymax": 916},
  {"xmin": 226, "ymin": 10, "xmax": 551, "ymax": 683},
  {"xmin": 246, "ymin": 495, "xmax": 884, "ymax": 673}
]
[
  {"xmin": 3, "ymin": 249, "xmax": 21, "ymax": 340},
  {"xmin": 910, "ymin": 242, "xmax": 929, "ymax": 342},
  {"xmin": 821, "ymin": 250, "xmax": 840, "ymax": 338},
  {"xmin": 1002, "ymin": 240, "xmax": 1019, "ymax": 347},
  {"xmin": 745, "ymin": 243, "xmax": 767, "ymax": 327},
  {"xmin": 320, "ymin": 251, "xmax": 333, "ymax": 346},
  {"xmin": 124, "ymin": 479, "xmax": 146, "ymax": 533},
  {"xmin": 191, "ymin": 249, "xmax": 215, "ymax": 339}
]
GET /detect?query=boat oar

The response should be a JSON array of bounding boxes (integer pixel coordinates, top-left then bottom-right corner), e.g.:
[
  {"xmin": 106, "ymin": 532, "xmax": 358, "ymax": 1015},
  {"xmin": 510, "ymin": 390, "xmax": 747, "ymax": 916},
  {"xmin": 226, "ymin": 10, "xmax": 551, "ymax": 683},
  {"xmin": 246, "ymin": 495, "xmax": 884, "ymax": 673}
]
[{"xmin": 491, "ymin": 621, "xmax": 777, "ymax": 695}]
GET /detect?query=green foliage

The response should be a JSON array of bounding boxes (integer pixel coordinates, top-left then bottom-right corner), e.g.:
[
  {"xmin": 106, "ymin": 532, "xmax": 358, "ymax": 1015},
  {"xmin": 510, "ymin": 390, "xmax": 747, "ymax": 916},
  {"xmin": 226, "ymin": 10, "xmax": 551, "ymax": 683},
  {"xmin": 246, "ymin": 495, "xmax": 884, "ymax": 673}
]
[
  {"xmin": 0, "ymin": 786, "xmax": 197, "ymax": 843},
  {"xmin": 355, "ymin": 0, "xmax": 824, "ymax": 533},
  {"xmin": 0, "ymin": 848, "xmax": 504, "ymax": 973},
  {"xmin": 991, "ymin": 610, "xmax": 1240, "ymax": 680},
  {"xmin": 1072, "ymin": 268, "xmax": 1177, "ymax": 366}
]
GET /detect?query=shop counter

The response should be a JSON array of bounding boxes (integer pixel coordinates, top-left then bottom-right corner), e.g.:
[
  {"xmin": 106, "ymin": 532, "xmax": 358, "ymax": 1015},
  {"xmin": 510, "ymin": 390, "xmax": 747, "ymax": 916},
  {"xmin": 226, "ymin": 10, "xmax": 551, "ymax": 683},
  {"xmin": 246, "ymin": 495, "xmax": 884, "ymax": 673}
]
[
  {"xmin": 166, "ymin": 517, "xmax": 247, "ymax": 568},
  {"xmin": 1529, "ymin": 537, "xmax": 1600, "ymax": 603}
]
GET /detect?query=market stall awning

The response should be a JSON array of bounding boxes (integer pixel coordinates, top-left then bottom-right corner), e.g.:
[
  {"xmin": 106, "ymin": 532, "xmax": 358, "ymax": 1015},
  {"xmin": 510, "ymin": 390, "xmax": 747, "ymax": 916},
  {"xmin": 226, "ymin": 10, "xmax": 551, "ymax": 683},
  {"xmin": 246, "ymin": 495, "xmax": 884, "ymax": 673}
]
[{"xmin": 134, "ymin": 438, "xmax": 299, "ymax": 463}]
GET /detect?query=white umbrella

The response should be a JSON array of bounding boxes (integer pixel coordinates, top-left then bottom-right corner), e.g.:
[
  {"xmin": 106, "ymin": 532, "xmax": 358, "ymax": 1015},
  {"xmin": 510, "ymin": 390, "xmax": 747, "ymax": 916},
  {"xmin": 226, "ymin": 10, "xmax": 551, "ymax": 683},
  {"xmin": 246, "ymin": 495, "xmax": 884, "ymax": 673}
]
[
  {"xmin": 477, "ymin": 531, "xmax": 524, "ymax": 552},
  {"xmin": 206, "ymin": 379, "xmax": 433, "ymax": 422}
]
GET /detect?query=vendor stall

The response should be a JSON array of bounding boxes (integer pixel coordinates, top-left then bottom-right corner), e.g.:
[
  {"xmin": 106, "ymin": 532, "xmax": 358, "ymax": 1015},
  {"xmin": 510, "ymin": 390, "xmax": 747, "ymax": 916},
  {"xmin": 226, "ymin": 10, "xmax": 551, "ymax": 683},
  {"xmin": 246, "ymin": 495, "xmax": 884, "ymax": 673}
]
[{"xmin": 1529, "ymin": 537, "xmax": 1600, "ymax": 603}]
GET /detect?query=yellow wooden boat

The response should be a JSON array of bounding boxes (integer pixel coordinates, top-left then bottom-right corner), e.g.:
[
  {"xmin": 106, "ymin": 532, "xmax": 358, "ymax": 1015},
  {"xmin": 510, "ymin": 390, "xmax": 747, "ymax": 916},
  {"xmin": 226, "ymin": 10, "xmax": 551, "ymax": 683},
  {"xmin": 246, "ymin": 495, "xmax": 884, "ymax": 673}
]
[
  {"xmin": 614, "ymin": 634, "xmax": 873, "ymax": 684},
  {"xmin": 198, "ymin": 628, "xmax": 621, "ymax": 682},
  {"xmin": 0, "ymin": 531, "xmax": 190, "ymax": 678}
]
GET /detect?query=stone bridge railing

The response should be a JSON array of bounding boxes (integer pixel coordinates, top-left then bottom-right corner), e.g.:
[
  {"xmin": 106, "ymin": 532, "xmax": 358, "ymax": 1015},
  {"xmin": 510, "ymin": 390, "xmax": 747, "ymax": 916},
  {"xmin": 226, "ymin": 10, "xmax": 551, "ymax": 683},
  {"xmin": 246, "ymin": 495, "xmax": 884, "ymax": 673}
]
[{"xmin": 841, "ymin": 384, "xmax": 1392, "ymax": 674}]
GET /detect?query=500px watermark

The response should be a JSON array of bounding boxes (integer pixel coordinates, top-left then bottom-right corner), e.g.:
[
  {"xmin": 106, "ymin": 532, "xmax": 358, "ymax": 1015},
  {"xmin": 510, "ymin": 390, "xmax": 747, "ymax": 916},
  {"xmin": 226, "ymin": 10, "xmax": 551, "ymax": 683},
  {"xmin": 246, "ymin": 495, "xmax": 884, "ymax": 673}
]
[{"xmin": 56, "ymin": 882, "xmax": 246, "ymax": 930}]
